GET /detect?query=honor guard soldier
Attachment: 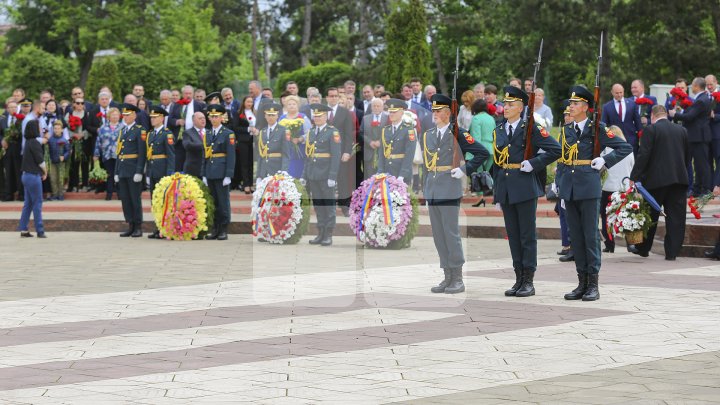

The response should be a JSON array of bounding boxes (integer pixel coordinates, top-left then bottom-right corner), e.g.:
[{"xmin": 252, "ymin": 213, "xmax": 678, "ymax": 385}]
[
  {"xmin": 146, "ymin": 105, "xmax": 176, "ymax": 239},
  {"xmin": 559, "ymin": 86, "xmax": 632, "ymax": 301},
  {"xmin": 303, "ymin": 104, "xmax": 342, "ymax": 246},
  {"xmin": 492, "ymin": 86, "xmax": 561, "ymax": 297},
  {"xmin": 423, "ymin": 94, "xmax": 489, "ymax": 294},
  {"xmin": 202, "ymin": 104, "xmax": 237, "ymax": 241},
  {"xmin": 255, "ymin": 103, "xmax": 291, "ymax": 181},
  {"xmin": 377, "ymin": 98, "xmax": 417, "ymax": 184},
  {"xmin": 115, "ymin": 103, "xmax": 147, "ymax": 237}
]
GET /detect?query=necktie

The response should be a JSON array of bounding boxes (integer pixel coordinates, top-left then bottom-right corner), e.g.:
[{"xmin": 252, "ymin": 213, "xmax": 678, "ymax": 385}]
[
  {"xmin": 617, "ymin": 100, "xmax": 623, "ymax": 120},
  {"xmin": 575, "ymin": 124, "xmax": 581, "ymax": 135},
  {"xmin": 201, "ymin": 129, "xmax": 205, "ymax": 141},
  {"xmin": 329, "ymin": 110, "xmax": 334, "ymax": 123},
  {"xmin": 392, "ymin": 126, "xmax": 396, "ymax": 136},
  {"xmin": 508, "ymin": 125, "xmax": 514, "ymax": 140},
  {"xmin": 436, "ymin": 128, "xmax": 442, "ymax": 144}
]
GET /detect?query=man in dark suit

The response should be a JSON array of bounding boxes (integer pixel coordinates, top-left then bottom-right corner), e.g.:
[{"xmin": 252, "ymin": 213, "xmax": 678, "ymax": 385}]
[
  {"xmin": 360, "ymin": 98, "xmax": 388, "ymax": 179},
  {"xmin": 705, "ymin": 74, "xmax": 720, "ymax": 187},
  {"xmin": 602, "ymin": 83, "xmax": 642, "ymax": 153},
  {"xmin": 326, "ymin": 87, "xmax": 356, "ymax": 214},
  {"xmin": 630, "ymin": 105, "xmax": 689, "ymax": 260},
  {"xmin": 630, "ymin": 79, "xmax": 657, "ymax": 126},
  {"xmin": 64, "ymin": 87, "xmax": 95, "ymax": 116},
  {"xmin": 124, "ymin": 94, "xmax": 150, "ymax": 131},
  {"xmin": 669, "ymin": 77, "xmax": 713, "ymax": 196},
  {"xmin": 182, "ymin": 112, "xmax": 207, "ymax": 178},
  {"xmin": 168, "ymin": 85, "xmax": 204, "ymax": 172},
  {"xmin": 1, "ymin": 99, "xmax": 21, "ymax": 201},
  {"xmin": 409, "ymin": 78, "xmax": 427, "ymax": 107}
]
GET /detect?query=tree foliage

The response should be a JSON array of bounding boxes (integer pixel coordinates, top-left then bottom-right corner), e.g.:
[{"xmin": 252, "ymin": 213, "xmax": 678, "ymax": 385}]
[
  {"xmin": 6, "ymin": 44, "xmax": 76, "ymax": 99},
  {"xmin": 384, "ymin": 0, "xmax": 432, "ymax": 94},
  {"xmin": 86, "ymin": 57, "xmax": 121, "ymax": 101},
  {"xmin": 275, "ymin": 62, "xmax": 354, "ymax": 95}
]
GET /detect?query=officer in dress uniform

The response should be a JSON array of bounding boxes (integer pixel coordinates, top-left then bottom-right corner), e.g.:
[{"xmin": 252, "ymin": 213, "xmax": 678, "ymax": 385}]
[
  {"xmin": 115, "ymin": 104, "xmax": 147, "ymax": 237},
  {"xmin": 492, "ymin": 86, "xmax": 561, "ymax": 297},
  {"xmin": 376, "ymin": 98, "xmax": 417, "ymax": 184},
  {"xmin": 202, "ymin": 104, "xmax": 236, "ymax": 241},
  {"xmin": 423, "ymin": 94, "xmax": 489, "ymax": 294},
  {"xmin": 146, "ymin": 105, "xmax": 176, "ymax": 239},
  {"xmin": 255, "ymin": 103, "xmax": 291, "ymax": 181},
  {"xmin": 303, "ymin": 104, "xmax": 342, "ymax": 246},
  {"xmin": 558, "ymin": 86, "xmax": 632, "ymax": 301}
]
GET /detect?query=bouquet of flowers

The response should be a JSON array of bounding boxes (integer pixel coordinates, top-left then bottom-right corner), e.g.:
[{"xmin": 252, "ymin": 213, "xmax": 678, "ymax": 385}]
[
  {"xmin": 688, "ymin": 193, "xmax": 715, "ymax": 219},
  {"xmin": 88, "ymin": 160, "xmax": 108, "ymax": 187},
  {"xmin": 349, "ymin": 173, "xmax": 419, "ymax": 249},
  {"xmin": 606, "ymin": 184, "xmax": 654, "ymax": 244},
  {"xmin": 668, "ymin": 87, "xmax": 693, "ymax": 110},
  {"xmin": 251, "ymin": 172, "xmax": 310, "ymax": 244},
  {"xmin": 635, "ymin": 97, "xmax": 653, "ymax": 118},
  {"xmin": 151, "ymin": 173, "xmax": 210, "ymax": 240},
  {"xmin": 279, "ymin": 116, "xmax": 306, "ymax": 156}
]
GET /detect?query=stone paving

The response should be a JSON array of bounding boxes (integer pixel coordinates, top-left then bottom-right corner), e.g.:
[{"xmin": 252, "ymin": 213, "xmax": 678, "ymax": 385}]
[{"xmin": 0, "ymin": 232, "xmax": 718, "ymax": 404}]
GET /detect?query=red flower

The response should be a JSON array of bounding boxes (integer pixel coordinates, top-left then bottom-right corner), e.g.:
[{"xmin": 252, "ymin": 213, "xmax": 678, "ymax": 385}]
[
  {"xmin": 12, "ymin": 113, "xmax": 25, "ymax": 121},
  {"xmin": 96, "ymin": 111, "xmax": 105, "ymax": 119},
  {"xmin": 670, "ymin": 99, "xmax": 677, "ymax": 108},
  {"xmin": 638, "ymin": 129, "xmax": 643, "ymax": 138},
  {"xmin": 176, "ymin": 98, "xmax": 191, "ymax": 106},
  {"xmin": 635, "ymin": 97, "xmax": 653, "ymax": 105},
  {"xmin": 68, "ymin": 115, "xmax": 82, "ymax": 131},
  {"xmin": 680, "ymin": 98, "xmax": 693, "ymax": 109},
  {"xmin": 487, "ymin": 104, "xmax": 497, "ymax": 116},
  {"xmin": 670, "ymin": 87, "xmax": 688, "ymax": 99},
  {"xmin": 371, "ymin": 121, "xmax": 380, "ymax": 127},
  {"xmin": 239, "ymin": 113, "xmax": 246, "ymax": 120},
  {"xmin": 712, "ymin": 92, "xmax": 720, "ymax": 103}
]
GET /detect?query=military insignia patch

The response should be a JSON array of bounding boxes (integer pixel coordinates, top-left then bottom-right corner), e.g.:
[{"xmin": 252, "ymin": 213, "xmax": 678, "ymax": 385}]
[
  {"xmin": 333, "ymin": 132, "xmax": 341, "ymax": 143},
  {"xmin": 464, "ymin": 132, "xmax": 475, "ymax": 144},
  {"xmin": 408, "ymin": 129, "xmax": 415, "ymax": 141},
  {"xmin": 606, "ymin": 128, "xmax": 615, "ymax": 138},
  {"xmin": 229, "ymin": 133, "xmax": 236, "ymax": 145},
  {"xmin": 540, "ymin": 127, "xmax": 549, "ymax": 138},
  {"xmin": 167, "ymin": 134, "xmax": 174, "ymax": 145},
  {"xmin": 140, "ymin": 131, "xmax": 147, "ymax": 141}
]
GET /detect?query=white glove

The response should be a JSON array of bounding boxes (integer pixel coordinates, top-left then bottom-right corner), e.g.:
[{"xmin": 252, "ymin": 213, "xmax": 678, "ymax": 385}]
[
  {"xmin": 450, "ymin": 167, "xmax": 466, "ymax": 179},
  {"xmin": 202, "ymin": 177, "xmax": 208, "ymax": 186},
  {"xmin": 590, "ymin": 157, "xmax": 606, "ymax": 171},
  {"xmin": 397, "ymin": 176, "xmax": 404, "ymax": 183},
  {"xmin": 222, "ymin": 177, "xmax": 231, "ymax": 187},
  {"xmin": 520, "ymin": 160, "xmax": 533, "ymax": 172},
  {"xmin": 133, "ymin": 174, "xmax": 142, "ymax": 183},
  {"xmin": 327, "ymin": 179, "xmax": 336, "ymax": 188},
  {"xmin": 146, "ymin": 177, "xmax": 150, "ymax": 186},
  {"xmin": 560, "ymin": 199, "xmax": 566, "ymax": 209},
  {"xmin": 495, "ymin": 203, "xmax": 502, "ymax": 211},
  {"xmin": 114, "ymin": 175, "xmax": 119, "ymax": 183},
  {"xmin": 551, "ymin": 182, "xmax": 558, "ymax": 194}
]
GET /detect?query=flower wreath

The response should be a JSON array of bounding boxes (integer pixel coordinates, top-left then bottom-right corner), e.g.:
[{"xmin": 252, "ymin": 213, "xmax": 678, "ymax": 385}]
[
  {"xmin": 251, "ymin": 172, "xmax": 310, "ymax": 244},
  {"xmin": 606, "ymin": 183, "xmax": 653, "ymax": 241},
  {"xmin": 151, "ymin": 173, "xmax": 209, "ymax": 240},
  {"xmin": 349, "ymin": 173, "xmax": 419, "ymax": 249}
]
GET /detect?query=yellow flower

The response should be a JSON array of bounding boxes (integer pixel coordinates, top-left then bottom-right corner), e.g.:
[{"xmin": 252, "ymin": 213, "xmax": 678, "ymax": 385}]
[{"xmin": 151, "ymin": 173, "xmax": 208, "ymax": 240}]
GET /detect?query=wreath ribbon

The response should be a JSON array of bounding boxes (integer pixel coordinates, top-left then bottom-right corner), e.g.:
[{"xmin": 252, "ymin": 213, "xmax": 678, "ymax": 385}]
[{"xmin": 357, "ymin": 174, "xmax": 394, "ymax": 240}]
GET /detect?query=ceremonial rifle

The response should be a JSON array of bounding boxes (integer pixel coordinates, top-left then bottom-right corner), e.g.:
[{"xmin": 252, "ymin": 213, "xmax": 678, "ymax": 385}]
[
  {"xmin": 523, "ymin": 38, "xmax": 544, "ymax": 161},
  {"xmin": 451, "ymin": 47, "xmax": 461, "ymax": 166},
  {"xmin": 592, "ymin": 31, "xmax": 604, "ymax": 158}
]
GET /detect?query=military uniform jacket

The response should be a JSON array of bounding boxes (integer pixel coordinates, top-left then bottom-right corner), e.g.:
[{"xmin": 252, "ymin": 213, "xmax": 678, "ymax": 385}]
[
  {"xmin": 115, "ymin": 123, "xmax": 147, "ymax": 178},
  {"xmin": 202, "ymin": 125, "xmax": 236, "ymax": 180},
  {"xmin": 146, "ymin": 127, "xmax": 176, "ymax": 179},
  {"xmin": 377, "ymin": 123, "xmax": 417, "ymax": 180},
  {"xmin": 492, "ymin": 121, "xmax": 561, "ymax": 204},
  {"xmin": 302, "ymin": 125, "xmax": 342, "ymax": 181},
  {"xmin": 557, "ymin": 121, "xmax": 632, "ymax": 201},
  {"xmin": 420, "ymin": 125, "xmax": 489, "ymax": 200},
  {"xmin": 256, "ymin": 124, "xmax": 291, "ymax": 178}
]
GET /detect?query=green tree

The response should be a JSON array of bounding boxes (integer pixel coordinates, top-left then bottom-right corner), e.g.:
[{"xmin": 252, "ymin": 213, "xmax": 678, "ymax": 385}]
[
  {"xmin": 86, "ymin": 58, "xmax": 121, "ymax": 102},
  {"xmin": 6, "ymin": 45, "xmax": 76, "ymax": 98},
  {"xmin": 384, "ymin": 0, "xmax": 432, "ymax": 93},
  {"xmin": 275, "ymin": 62, "xmax": 354, "ymax": 94}
]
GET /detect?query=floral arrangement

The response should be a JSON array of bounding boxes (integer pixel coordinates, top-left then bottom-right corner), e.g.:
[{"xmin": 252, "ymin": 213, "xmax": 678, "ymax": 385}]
[
  {"xmin": 668, "ymin": 87, "xmax": 693, "ymax": 110},
  {"xmin": 279, "ymin": 115, "xmax": 306, "ymax": 155},
  {"xmin": 712, "ymin": 92, "xmax": 720, "ymax": 104},
  {"xmin": 176, "ymin": 98, "xmax": 191, "ymax": 106},
  {"xmin": 68, "ymin": 115, "xmax": 82, "ymax": 131},
  {"xmin": 251, "ymin": 172, "xmax": 310, "ymax": 244},
  {"xmin": 3, "ymin": 114, "xmax": 23, "ymax": 144},
  {"xmin": 151, "ymin": 173, "xmax": 209, "ymax": 240},
  {"xmin": 88, "ymin": 160, "xmax": 108, "ymax": 186},
  {"xmin": 349, "ymin": 173, "xmax": 419, "ymax": 249},
  {"xmin": 634, "ymin": 97, "xmax": 653, "ymax": 105},
  {"xmin": 487, "ymin": 103, "xmax": 497, "ymax": 116},
  {"xmin": 688, "ymin": 193, "xmax": 715, "ymax": 219},
  {"xmin": 606, "ymin": 184, "xmax": 654, "ymax": 244}
]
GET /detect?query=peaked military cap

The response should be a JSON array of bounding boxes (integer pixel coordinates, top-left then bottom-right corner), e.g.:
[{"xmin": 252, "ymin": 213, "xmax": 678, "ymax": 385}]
[
  {"xmin": 562, "ymin": 99, "xmax": 571, "ymax": 115},
  {"xmin": 503, "ymin": 86, "xmax": 529, "ymax": 105},
  {"xmin": 430, "ymin": 94, "xmax": 452, "ymax": 110},
  {"xmin": 18, "ymin": 98, "xmax": 33, "ymax": 106},
  {"xmin": 149, "ymin": 105, "xmax": 169, "ymax": 117},
  {"xmin": 385, "ymin": 98, "xmax": 406, "ymax": 112},
  {"xmin": 309, "ymin": 103, "xmax": 331, "ymax": 116},
  {"xmin": 204, "ymin": 91, "xmax": 221, "ymax": 104},
  {"xmin": 206, "ymin": 104, "xmax": 226, "ymax": 116},
  {"xmin": 264, "ymin": 103, "xmax": 283, "ymax": 115},
  {"xmin": 120, "ymin": 103, "xmax": 140, "ymax": 115},
  {"xmin": 569, "ymin": 86, "xmax": 594, "ymax": 108}
]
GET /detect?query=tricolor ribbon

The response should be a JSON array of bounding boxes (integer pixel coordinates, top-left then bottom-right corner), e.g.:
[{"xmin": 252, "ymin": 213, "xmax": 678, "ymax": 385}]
[
  {"xmin": 161, "ymin": 174, "xmax": 184, "ymax": 233},
  {"xmin": 254, "ymin": 174, "xmax": 287, "ymax": 237},
  {"xmin": 357, "ymin": 174, "xmax": 394, "ymax": 240}
]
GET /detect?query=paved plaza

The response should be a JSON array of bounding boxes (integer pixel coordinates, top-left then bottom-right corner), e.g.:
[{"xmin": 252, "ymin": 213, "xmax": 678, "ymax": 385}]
[{"xmin": 0, "ymin": 232, "xmax": 718, "ymax": 404}]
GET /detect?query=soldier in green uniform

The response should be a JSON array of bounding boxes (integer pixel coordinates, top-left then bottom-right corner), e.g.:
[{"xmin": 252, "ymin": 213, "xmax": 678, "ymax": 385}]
[
  {"xmin": 423, "ymin": 94, "xmax": 489, "ymax": 294},
  {"xmin": 146, "ymin": 105, "xmax": 176, "ymax": 239},
  {"xmin": 492, "ymin": 86, "xmax": 561, "ymax": 297},
  {"xmin": 114, "ymin": 104, "xmax": 147, "ymax": 237},
  {"xmin": 559, "ymin": 86, "xmax": 632, "ymax": 301},
  {"xmin": 202, "ymin": 104, "xmax": 236, "ymax": 241},
  {"xmin": 376, "ymin": 98, "xmax": 417, "ymax": 184},
  {"xmin": 255, "ymin": 103, "xmax": 291, "ymax": 181},
  {"xmin": 303, "ymin": 104, "xmax": 342, "ymax": 246}
]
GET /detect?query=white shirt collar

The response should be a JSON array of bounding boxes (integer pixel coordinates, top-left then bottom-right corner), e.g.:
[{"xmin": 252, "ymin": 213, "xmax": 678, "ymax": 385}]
[
  {"xmin": 506, "ymin": 118, "xmax": 521, "ymax": 133},
  {"xmin": 318, "ymin": 124, "xmax": 326, "ymax": 132},
  {"xmin": 392, "ymin": 121, "xmax": 401, "ymax": 131},
  {"xmin": 268, "ymin": 124, "xmax": 276, "ymax": 132},
  {"xmin": 437, "ymin": 123, "xmax": 450, "ymax": 135},
  {"xmin": 574, "ymin": 118, "xmax": 589, "ymax": 133},
  {"xmin": 154, "ymin": 125, "xmax": 164, "ymax": 132}
]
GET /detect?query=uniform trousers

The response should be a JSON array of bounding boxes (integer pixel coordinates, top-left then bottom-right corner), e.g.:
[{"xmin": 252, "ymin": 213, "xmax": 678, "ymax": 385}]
[
  {"xmin": 565, "ymin": 198, "xmax": 601, "ymax": 274},
  {"xmin": 307, "ymin": 179, "xmax": 336, "ymax": 231},
  {"xmin": 208, "ymin": 179, "xmax": 230, "ymax": 226},
  {"xmin": 118, "ymin": 177, "xmax": 143, "ymax": 225},
  {"xmin": 427, "ymin": 198, "xmax": 464, "ymax": 269},
  {"xmin": 501, "ymin": 199, "xmax": 538, "ymax": 272}
]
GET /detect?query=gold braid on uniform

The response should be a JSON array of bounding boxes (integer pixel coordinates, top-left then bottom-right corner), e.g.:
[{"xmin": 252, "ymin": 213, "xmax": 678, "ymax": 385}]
[
  {"xmin": 492, "ymin": 130, "xmax": 510, "ymax": 166},
  {"xmin": 305, "ymin": 128, "xmax": 317, "ymax": 158},
  {"xmin": 146, "ymin": 131, "xmax": 153, "ymax": 160},
  {"xmin": 381, "ymin": 127, "xmax": 393, "ymax": 159},
  {"xmin": 257, "ymin": 128, "xmax": 269, "ymax": 159},
  {"xmin": 422, "ymin": 129, "xmax": 439, "ymax": 171},
  {"xmin": 559, "ymin": 126, "xmax": 578, "ymax": 165}
]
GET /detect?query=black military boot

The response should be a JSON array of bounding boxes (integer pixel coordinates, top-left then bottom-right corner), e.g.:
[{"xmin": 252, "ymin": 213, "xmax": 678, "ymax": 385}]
[
  {"xmin": 131, "ymin": 223, "xmax": 142, "ymax": 237},
  {"xmin": 431, "ymin": 268, "xmax": 452, "ymax": 293},
  {"xmin": 515, "ymin": 269, "xmax": 535, "ymax": 297},
  {"xmin": 320, "ymin": 228, "xmax": 333, "ymax": 246},
  {"xmin": 564, "ymin": 273, "xmax": 588, "ymax": 300},
  {"xmin": 504, "ymin": 269, "xmax": 523, "ymax": 296},
  {"xmin": 205, "ymin": 225, "xmax": 218, "ymax": 240},
  {"xmin": 120, "ymin": 223, "xmax": 134, "ymax": 237},
  {"xmin": 444, "ymin": 268, "xmax": 465, "ymax": 294},
  {"xmin": 582, "ymin": 274, "xmax": 600, "ymax": 301},
  {"xmin": 216, "ymin": 224, "xmax": 228, "ymax": 240},
  {"xmin": 309, "ymin": 228, "xmax": 324, "ymax": 245}
]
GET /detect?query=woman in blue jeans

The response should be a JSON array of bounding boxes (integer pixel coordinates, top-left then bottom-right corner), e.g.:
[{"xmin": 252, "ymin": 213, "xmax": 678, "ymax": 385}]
[{"xmin": 18, "ymin": 119, "xmax": 48, "ymax": 238}]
